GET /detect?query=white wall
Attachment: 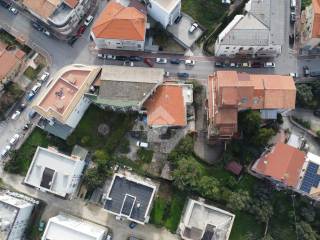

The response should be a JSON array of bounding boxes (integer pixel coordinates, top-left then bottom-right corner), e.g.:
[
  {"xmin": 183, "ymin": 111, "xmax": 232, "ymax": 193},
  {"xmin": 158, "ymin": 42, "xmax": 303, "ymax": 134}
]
[
  {"xmin": 67, "ymin": 159, "xmax": 86, "ymax": 199},
  {"xmin": 7, "ymin": 204, "xmax": 34, "ymax": 240},
  {"xmin": 65, "ymin": 96, "xmax": 91, "ymax": 128},
  {"xmin": 91, "ymin": 34, "xmax": 145, "ymax": 51}
]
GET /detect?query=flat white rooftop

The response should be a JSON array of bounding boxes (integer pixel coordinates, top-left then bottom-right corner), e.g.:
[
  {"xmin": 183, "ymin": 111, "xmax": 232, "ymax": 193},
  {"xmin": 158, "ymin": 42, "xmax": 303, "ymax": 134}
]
[
  {"xmin": 150, "ymin": 0, "xmax": 180, "ymax": 11},
  {"xmin": 41, "ymin": 214, "xmax": 106, "ymax": 240},
  {"xmin": 24, "ymin": 146, "xmax": 84, "ymax": 197}
]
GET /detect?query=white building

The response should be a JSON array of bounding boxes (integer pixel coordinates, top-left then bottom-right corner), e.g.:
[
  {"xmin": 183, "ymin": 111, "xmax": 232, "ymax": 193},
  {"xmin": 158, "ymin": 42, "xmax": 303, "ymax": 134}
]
[
  {"xmin": 91, "ymin": 2, "xmax": 147, "ymax": 51},
  {"xmin": 24, "ymin": 146, "xmax": 87, "ymax": 199},
  {"xmin": 214, "ymin": 0, "xmax": 282, "ymax": 58},
  {"xmin": 179, "ymin": 199, "xmax": 235, "ymax": 240},
  {"xmin": 32, "ymin": 64, "xmax": 101, "ymax": 139},
  {"xmin": 41, "ymin": 214, "xmax": 107, "ymax": 240},
  {"xmin": 147, "ymin": 0, "xmax": 181, "ymax": 28},
  {"xmin": 0, "ymin": 191, "xmax": 35, "ymax": 240}
]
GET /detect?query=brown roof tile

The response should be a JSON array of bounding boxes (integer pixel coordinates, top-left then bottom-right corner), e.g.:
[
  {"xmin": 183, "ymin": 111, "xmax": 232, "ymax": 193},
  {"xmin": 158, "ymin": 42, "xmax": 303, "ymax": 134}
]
[
  {"xmin": 23, "ymin": 0, "xmax": 60, "ymax": 19},
  {"xmin": 312, "ymin": 0, "xmax": 320, "ymax": 38},
  {"xmin": 0, "ymin": 45, "xmax": 23, "ymax": 81}
]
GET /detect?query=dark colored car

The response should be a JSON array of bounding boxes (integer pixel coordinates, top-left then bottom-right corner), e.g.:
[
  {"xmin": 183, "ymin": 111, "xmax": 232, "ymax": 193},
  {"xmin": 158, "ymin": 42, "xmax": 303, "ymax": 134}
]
[
  {"xmin": 215, "ymin": 62, "xmax": 224, "ymax": 67},
  {"xmin": 129, "ymin": 222, "xmax": 138, "ymax": 229},
  {"xmin": 129, "ymin": 56, "xmax": 143, "ymax": 62},
  {"xmin": 115, "ymin": 56, "xmax": 128, "ymax": 61},
  {"xmin": 32, "ymin": 22, "xmax": 43, "ymax": 31},
  {"xmin": 303, "ymin": 66, "xmax": 310, "ymax": 77},
  {"xmin": 170, "ymin": 59, "xmax": 180, "ymax": 64},
  {"xmin": 177, "ymin": 72, "xmax": 189, "ymax": 78},
  {"xmin": 68, "ymin": 36, "xmax": 78, "ymax": 46},
  {"xmin": 174, "ymin": 15, "xmax": 182, "ymax": 24},
  {"xmin": 314, "ymin": 109, "xmax": 320, "ymax": 117},
  {"xmin": 251, "ymin": 62, "xmax": 263, "ymax": 68},
  {"xmin": 18, "ymin": 103, "xmax": 26, "ymax": 112},
  {"xmin": 0, "ymin": 1, "xmax": 10, "ymax": 8},
  {"xmin": 144, "ymin": 58, "xmax": 154, "ymax": 67}
]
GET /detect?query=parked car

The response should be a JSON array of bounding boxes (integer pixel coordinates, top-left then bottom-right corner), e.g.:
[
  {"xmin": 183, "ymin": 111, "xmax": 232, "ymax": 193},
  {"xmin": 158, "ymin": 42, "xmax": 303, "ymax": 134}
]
[
  {"xmin": 215, "ymin": 62, "xmax": 224, "ymax": 67},
  {"xmin": 18, "ymin": 103, "xmax": 26, "ymax": 112},
  {"xmin": 31, "ymin": 82, "xmax": 42, "ymax": 94},
  {"xmin": 9, "ymin": 6, "xmax": 18, "ymax": 15},
  {"xmin": 84, "ymin": 15, "xmax": 94, "ymax": 26},
  {"xmin": 164, "ymin": 71, "xmax": 170, "ymax": 77},
  {"xmin": 43, "ymin": 29, "xmax": 50, "ymax": 36},
  {"xmin": 242, "ymin": 62, "xmax": 251, "ymax": 68},
  {"xmin": 136, "ymin": 141, "xmax": 148, "ymax": 148},
  {"xmin": 310, "ymin": 70, "xmax": 320, "ymax": 77},
  {"xmin": 129, "ymin": 56, "xmax": 143, "ymax": 62},
  {"xmin": 177, "ymin": 72, "xmax": 189, "ymax": 79},
  {"xmin": 303, "ymin": 66, "xmax": 310, "ymax": 76},
  {"xmin": 97, "ymin": 53, "xmax": 115, "ymax": 60},
  {"xmin": 313, "ymin": 109, "xmax": 320, "ymax": 117},
  {"xmin": 0, "ymin": 1, "xmax": 10, "ymax": 8},
  {"xmin": 185, "ymin": 59, "xmax": 195, "ymax": 66},
  {"xmin": 11, "ymin": 110, "xmax": 21, "ymax": 120},
  {"xmin": 289, "ymin": 72, "xmax": 298, "ymax": 78},
  {"xmin": 115, "ymin": 56, "xmax": 128, "ymax": 61},
  {"xmin": 144, "ymin": 58, "xmax": 154, "ymax": 67},
  {"xmin": 174, "ymin": 15, "xmax": 182, "ymax": 24},
  {"xmin": 0, "ymin": 145, "xmax": 11, "ymax": 159},
  {"xmin": 189, "ymin": 22, "xmax": 199, "ymax": 33},
  {"xmin": 28, "ymin": 110, "xmax": 37, "ymax": 119},
  {"xmin": 9, "ymin": 134, "xmax": 20, "ymax": 146},
  {"xmin": 170, "ymin": 59, "xmax": 180, "ymax": 64},
  {"xmin": 38, "ymin": 220, "xmax": 45, "ymax": 232},
  {"xmin": 230, "ymin": 62, "xmax": 236, "ymax": 68},
  {"xmin": 264, "ymin": 62, "xmax": 276, "ymax": 68},
  {"xmin": 77, "ymin": 25, "xmax": 86, "ymax": 36},
  {"xmin": 290, "ymin": 12, "xmax": 296, "ymax": 23},
  {"xmin": 156, "ymin": 58, "xmax": 167, "ymax": 64},
  {"xmin": 23, "ymin": 123, "xmax": 31, "ymax": 131},
  {"xmin": 32, "ymin": 22, "xmax": 43, "ymax": 31},
  {"xmin": 39, "ymin": 71, "xmax": 50, "ymax": 82},
  {"xmin": 251, "ymin": 62, "xmax": 263, "ymax": 68},
  {"xmin": 106, "ymin": 234, "xmax": 112, "ymax": 240},
  {"xmin": 129, "ymin": 221, "xmax": 138, "ymax": 229},
  {"xmin": 27, "ymin": 91, "xmax": 35, "ymax": 101}
]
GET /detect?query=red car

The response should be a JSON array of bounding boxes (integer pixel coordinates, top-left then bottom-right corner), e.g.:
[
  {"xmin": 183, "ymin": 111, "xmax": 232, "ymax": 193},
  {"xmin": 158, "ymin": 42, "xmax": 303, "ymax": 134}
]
[
  {"xmin": 144, "ymin": 58, "xmax": 154, "ymax": 67},
  {"xmin": 77, "ymin": 25, "xmax": 86, "ymax": 36}
]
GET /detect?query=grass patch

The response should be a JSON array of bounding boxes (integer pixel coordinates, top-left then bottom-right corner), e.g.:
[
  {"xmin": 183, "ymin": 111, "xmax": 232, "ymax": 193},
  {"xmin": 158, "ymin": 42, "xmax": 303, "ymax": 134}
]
[
  {"xmin": 137, "ymin": 148, "xmax": 153, "ymax": 163},
  {"xmin": 67, "ymin": 105, "xmax": 136, "ymax": 152},
  {"xmin": 0, "ymin": 82, "xmax": 24, "ymax": 120},
  {"xmin": 23, "ymin": 64, "xmax": 44, "ymax": 81},
  {"xmin": 150, "ymin": 198, "xmax": 167, "ymax": 226},
  {"xmin": 181, "ymin": 0, "xmax": 228, "ymax": 29},
  {"xmin": 301, "ymin": 0, "xmax": 311, "ymax": 10},
  {"xmin": 5, "ymin": 128, "xmax": 70, "ymax": 175}
]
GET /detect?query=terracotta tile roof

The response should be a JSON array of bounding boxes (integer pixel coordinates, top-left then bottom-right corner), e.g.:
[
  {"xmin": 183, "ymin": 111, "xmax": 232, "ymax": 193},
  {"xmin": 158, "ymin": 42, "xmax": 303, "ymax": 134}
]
[
  {"xmin": 144, "ymin": 84, "xmax": 186, "ymax": 127},
  {"xmin": 312, "ymin": 0, "xmax": 320, "ymax": 38},
  {"xmin": 63, "ymin": 0, "xmax": 78, "ymax": 8},
  {"xmin": 23, "ymin": 0, "xmax": 60, "ymax": 19},
  {"xmin": 215, "ymin": 109, "xmax": 237, "ymax": 125},
  {"xmin": 0, "ymin": 44, "xmax": 24, "ymax": 81},
  {"xmin": 254, "ymin": 143, "xmax": 306, "ymax": 187},
  {"xmin": 15, "ymin": 49, "xmax": 26, "ymax": 60},
  {"xmin": 92, "ymin": 2, "xmax": 146, "ymax": 41}
]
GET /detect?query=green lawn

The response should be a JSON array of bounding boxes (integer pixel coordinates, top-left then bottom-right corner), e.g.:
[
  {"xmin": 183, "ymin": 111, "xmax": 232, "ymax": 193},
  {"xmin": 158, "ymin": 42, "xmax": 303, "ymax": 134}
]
[
  {"xmin": 150, "ymin": 198, "xmax": 167, "ymax": 226},
  {"xmin": 182, "ymin": 0, "xmax": 229, "ymax": 29},
  {"xmin": 137, "ymin": 148, "xmax": 153, "ymax": 163},
  {"xmin": 5, "ymin": 128, "xmax": 70, "ymax": 175},
  {"xmin": 23, "ymin": 64, "xmax": 44, "ymax": 81},
  {"xmin": 67, "ymin": 105, "xmax": 136, "ymax": 152}
]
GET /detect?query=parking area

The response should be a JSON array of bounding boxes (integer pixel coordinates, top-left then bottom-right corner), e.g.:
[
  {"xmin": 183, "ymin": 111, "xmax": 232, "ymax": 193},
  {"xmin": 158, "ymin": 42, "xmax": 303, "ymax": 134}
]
[{"xmin": 167, "ymin": 13, "xmax": 204, "ymax": 49}]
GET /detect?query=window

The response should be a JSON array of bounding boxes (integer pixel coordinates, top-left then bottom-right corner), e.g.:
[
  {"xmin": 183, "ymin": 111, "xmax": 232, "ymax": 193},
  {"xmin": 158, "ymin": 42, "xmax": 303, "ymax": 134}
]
[
  {"xmin": 253, "ymin": 97, "xmax": 260, "ymax": 104},
  {"xmin": 226, "ymin": 47, "xmax": 230, "ymax": 49},
  {"xmin": 241, "ymin": 97, "xmax": 248, "ymax": 104}
]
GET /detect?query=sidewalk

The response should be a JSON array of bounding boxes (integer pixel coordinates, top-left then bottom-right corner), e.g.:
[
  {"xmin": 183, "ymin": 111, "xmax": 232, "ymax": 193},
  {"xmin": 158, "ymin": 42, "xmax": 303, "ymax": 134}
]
[{"xmin": 0, "ymin": 172, "xmax": 179, "ymax": 240}]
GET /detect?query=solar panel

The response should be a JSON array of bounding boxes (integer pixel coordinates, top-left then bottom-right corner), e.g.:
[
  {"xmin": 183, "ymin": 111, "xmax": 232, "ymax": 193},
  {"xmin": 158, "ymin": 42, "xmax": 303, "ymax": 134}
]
[{"xmin": 300, "ymin": 162, "xmax": 320, "ymax": 193}]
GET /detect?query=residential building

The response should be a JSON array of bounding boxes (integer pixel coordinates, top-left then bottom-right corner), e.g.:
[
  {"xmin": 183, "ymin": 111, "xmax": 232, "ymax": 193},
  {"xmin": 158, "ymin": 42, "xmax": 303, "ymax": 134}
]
[
  {"xmin": 24, "ymin": 145, "xmax": 87, "ymax": 199},
  {"xmin": 143, "ymin": 83, "xmax": 193, "ymax": 128},
  {"xmin": 33, "ymin": 64, "xmax": 101, "ymax": 139},
  {"xmin": 252, "ymin": 142, "xmax": 320, "ymax": 201},
  {"xmin": 207, "ymin": 71, "xmax": 296, "ymax": 142},
  {"xmin": 103, "ymin": 173, "xmax": 157, "ymax": 224},
  {"xmin": 214, "ymin": 0, "xmax": 282, "ymax": 57},
  {"xmin": 91, "ymin": 2, "xmax": 147, "ymax": 51},
  {"xmin": 0, "ymin": 42, "xmax": 25, "ymax": 87},
  {"xmin": 179, "ymin": 198, "xmax": 235, "ymax": 240},
  {"xmin": 22, "ymin": 0, "xmax": 91, "ymax": 37},
  {"xmin": 146, "ymin": 0, "xmax": 181, "ymax": 28},
  {"xmin": 301, "ymin": 0, "xmax": 320, "ymax": 51},
  {"xmin": 0, "ymin": 191, "xmax": 35, "ymax": 240},
  {"xmin": 41, "ymin": 213, "xmax": 107, "ymax": 240},
  {"xmin": 87, "ymin": 65, "xmax": 164, "ymax": 111}
]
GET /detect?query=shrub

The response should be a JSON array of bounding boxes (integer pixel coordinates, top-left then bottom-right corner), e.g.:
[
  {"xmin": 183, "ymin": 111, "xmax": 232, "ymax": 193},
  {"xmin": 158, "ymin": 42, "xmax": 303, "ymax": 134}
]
[{"xmin": 137, "ymin": 148, "xmax": 153, "ymax": 163}]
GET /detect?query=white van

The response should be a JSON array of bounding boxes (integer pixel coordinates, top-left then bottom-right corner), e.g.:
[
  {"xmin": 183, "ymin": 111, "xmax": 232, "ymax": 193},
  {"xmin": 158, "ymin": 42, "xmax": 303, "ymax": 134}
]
[
  {"xmin": 136, "ymin": 141, "xmax": 148, "ymax": 148},
  {"xmin": 290, "ymin": 0, "xmax": 296, "ymax": 9}
]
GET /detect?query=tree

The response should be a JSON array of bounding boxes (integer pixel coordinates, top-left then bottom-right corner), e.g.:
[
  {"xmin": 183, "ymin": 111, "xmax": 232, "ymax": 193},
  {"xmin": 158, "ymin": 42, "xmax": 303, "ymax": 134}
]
[
  {"xmin": 172, "ymin": 156, "xmax": 204, "ymax": 191},
  {"xmin": 248, "ymin": 198, "xmax": 273, "ymax": 223},
  {"xmin": 83, "ymin": 168, "xmax": 105, "ymax": 192},
  {"xmin": 296, "ymin": 84, "xmax": 314, "ymax": 107},
  {"xmin": 238, "ymin": 110, "xmax": 261, "ymax": 141},
  {"xmin": 168, "ymin": 135, "xmax": 194, "ymax": 164},
  {"xmin": 300, "ymin": 206, "xmax": 316, "ymax": 223},
  {"xmin": 226, "ymin": 189, "xmax": 251, "ymax": 211},
  {"xmin": 296, "ymin": 221, "xmax": 319, "ymax": 240},
  {"xmin": 198, "ymin": 176, "xmax": 220, "ymax": 200},
  {"xmin": 253, "ymin": 128, "xmax": 275, "ymax": 147}
]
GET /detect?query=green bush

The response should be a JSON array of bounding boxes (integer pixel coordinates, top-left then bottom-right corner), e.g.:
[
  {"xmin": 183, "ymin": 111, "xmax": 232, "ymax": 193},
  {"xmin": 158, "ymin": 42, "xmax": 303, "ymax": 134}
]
[
  {"xmin": 23, "ymin": 64, "xmax": 44, "ymax": 80},
  {"xmin": 293, "ymin": 117, "xmax": 311, "ymax": 129},
  {"xmin": 137, "ymin": 148, "xmax": 153, "ymax": 163}
]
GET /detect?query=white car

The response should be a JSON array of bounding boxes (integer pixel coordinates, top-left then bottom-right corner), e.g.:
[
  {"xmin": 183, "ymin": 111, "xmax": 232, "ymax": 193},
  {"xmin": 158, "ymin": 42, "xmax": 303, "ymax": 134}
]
[
  {"xmin": 31, "ymin": 82, "xmax": 42, "ymax": 94},
  {"xmin": 264, "ymin": 62, "xmax": 276, "ymax": 68},
  {"xmin": 43, "ymin": 29, "xmax": 51, "ymax": 36},
  {"xmin": 9, "ymin": 134, "xmax": 20, "ymax": 146},
  {"xmin": 1, "ymin": 145, "xmax": 11, "ymax": 159},
  {"xmin": 156, "ymin": 58, "xmax": 167, "ymax": 64},
  {"xmin": 185, "ymin": 59, "xmax": 195, "ymax": 66},
  {"xmin": 11, "ymin": 110, "xmax": 21, "ymax": 120},
  {"xmin": 39, "ymin": 71, "xmax": 50, "ymax": 82},
  {"xmin": 9, "ymin": 6, "xmax": 18, "ymax": 15},
  {"xmin": 84, "ymin": 15, "xmax": 94, "ymax": 26},
  {"xmin": 289, "ymin": 72, "xmax": 298, "ymax": 78},
  {"xmin": 189, "ymin": 23, "xmax": 199, "ymax": 33},
  {"xmin": 136, "ymin": 141, "xmax": 148, "ymax": 148}
]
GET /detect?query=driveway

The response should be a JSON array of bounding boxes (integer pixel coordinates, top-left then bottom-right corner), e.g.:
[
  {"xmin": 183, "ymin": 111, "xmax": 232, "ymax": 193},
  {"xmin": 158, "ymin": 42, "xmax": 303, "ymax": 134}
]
[
  {"xmin": 0, "ymin": 172, "xmax": 178, "ymax": 240},
  {"xmin": 292, "ymin": 108, "xmax": 320, "ymax": 132}
]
